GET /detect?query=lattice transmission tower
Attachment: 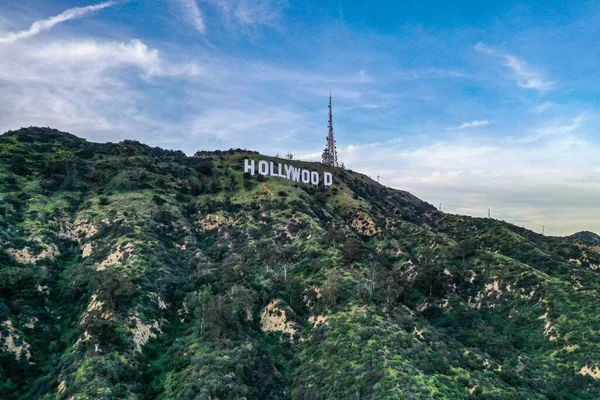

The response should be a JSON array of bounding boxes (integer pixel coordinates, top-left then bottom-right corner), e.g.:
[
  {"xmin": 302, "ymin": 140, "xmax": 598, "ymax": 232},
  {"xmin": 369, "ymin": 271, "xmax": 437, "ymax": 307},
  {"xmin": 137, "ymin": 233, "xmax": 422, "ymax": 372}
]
[{"xmin": 321, "ymin": 92, "xmax": 338, "ymax": 167}]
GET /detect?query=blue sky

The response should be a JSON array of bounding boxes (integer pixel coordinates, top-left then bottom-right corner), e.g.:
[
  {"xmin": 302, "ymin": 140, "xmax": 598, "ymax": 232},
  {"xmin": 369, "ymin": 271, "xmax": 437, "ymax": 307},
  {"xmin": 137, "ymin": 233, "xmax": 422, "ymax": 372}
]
[{"xmin": 1, "ymin": 0, "xmax": 600, "ymax": 234}]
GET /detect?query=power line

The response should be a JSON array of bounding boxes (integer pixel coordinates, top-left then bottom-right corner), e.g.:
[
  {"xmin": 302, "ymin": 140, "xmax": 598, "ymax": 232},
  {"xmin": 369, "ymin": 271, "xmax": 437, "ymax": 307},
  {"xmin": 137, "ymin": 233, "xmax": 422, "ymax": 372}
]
[
  {"xmin": 443, "ymin": 202, "xmax": 564, "ymax": 236},
  {"xmin": 376, "ymin": 174, "xmax": 567, "ymax": 236},
  {"xmin": 442, "ymin": 203, "xmax": 483, "ymax": 211}
]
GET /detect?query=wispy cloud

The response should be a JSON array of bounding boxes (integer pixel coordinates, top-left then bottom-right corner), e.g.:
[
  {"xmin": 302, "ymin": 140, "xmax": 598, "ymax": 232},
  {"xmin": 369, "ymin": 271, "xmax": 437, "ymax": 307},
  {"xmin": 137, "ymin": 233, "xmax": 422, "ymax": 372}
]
[
  {"xmin": 396, "ymin": 68, "xmax": 473, "ymax": 81},
  {"xmin": 475, "ymin": 42, "xmax": 553, "ymax": 91},
  {"xmin": 200, "ymin": 0, "xmax": 285, "ymax": 30},
  {"xmin": 350, "ymin": 70, "xmax": 374, "ymax": 83},
  {"xmin": 168, "ymin": 0, "xmax": 286, "ymax": 36},
  {"xmin": 448, "ymin": 120, "xmax": 489, "ymax": 130},
  {"xmin": 533, "ymin": 101, "xmax": 553, "ymax": 114},
  {"xmin": 515, "ymin": 115, "xmax": 586, "ymax": 143},
  {"xmin": 171, "ymin": 0, "xmax": 206, "ymax": 34},
  {"xmin": 0, "ymin": 1, "xmax": 116, "ymax": 43},
  {"xmin": 504, "ymin": 55, "xmax": 553, "ymax": 90}
]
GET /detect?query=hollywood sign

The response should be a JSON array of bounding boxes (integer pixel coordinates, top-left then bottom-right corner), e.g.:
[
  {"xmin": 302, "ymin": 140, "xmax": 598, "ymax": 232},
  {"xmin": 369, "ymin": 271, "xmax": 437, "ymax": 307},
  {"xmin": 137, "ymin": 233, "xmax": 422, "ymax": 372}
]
[{"xmin": 244, "ymin": 159, "xmax": 333, "ymax": 186}]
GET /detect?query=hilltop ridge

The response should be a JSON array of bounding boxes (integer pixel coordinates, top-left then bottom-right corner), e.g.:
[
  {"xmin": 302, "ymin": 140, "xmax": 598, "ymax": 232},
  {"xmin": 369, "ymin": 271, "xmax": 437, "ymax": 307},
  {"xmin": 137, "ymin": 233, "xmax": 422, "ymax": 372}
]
[
  {"xmin": 568, "ymin": 230, "xmax": 600, "ymax": 246},
  {"xmin": 1, "ymin": 127, "xmax": 600, "ymax": 399}
]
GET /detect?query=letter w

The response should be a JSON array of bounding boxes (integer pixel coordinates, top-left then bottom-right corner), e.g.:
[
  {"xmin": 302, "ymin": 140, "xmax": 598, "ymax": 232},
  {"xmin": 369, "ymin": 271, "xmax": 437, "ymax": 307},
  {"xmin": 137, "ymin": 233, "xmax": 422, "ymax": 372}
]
[{"xmin": 285, "ymin": 165, "xmax": 301, "ymax": 182}]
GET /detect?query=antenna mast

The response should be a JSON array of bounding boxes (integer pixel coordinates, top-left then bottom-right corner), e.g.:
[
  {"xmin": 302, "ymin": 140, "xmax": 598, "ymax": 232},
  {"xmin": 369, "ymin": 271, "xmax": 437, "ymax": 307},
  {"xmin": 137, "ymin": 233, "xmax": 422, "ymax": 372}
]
[{"xmin": 322, "ymin": 91, "xmax": 338, "ymax": 166}]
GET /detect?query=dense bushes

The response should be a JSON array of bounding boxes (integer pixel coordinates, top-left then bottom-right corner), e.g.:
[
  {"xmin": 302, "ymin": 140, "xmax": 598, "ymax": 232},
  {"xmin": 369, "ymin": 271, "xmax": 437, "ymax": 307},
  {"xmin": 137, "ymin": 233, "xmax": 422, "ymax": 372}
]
[{"xmin": 0, "ymin": 128, "xmax": 599, "ymax": 399}]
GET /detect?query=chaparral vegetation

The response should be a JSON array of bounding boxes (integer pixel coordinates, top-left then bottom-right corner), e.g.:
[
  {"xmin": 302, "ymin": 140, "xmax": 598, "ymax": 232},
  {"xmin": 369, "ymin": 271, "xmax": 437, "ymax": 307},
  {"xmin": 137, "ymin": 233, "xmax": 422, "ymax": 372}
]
[{"xmin": 1, "ymin": 127, "xmax": 600, "ymax": 399}]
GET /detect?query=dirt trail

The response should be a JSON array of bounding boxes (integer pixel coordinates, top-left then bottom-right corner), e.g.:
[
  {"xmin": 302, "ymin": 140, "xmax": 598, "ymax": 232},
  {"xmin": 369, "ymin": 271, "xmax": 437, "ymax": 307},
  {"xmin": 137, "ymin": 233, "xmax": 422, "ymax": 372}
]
[{"xmin": 261, "ymin": 183, "xmax": 275, "ymax": 198}]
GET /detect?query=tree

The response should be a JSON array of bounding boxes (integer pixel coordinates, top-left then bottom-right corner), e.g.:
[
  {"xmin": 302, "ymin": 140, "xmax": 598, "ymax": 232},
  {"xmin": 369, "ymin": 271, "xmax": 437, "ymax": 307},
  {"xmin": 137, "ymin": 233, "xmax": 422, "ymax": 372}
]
[
  {"xmin": 196, "ymin": 157, "xmax": 214, "ymax": 175},
  {"xmin": 189, "ymin": 287, "xmax": 213, "ymax": 335},
  {"xmin": 358, "ymin": 262, "xmax": 384, "ymax": 303},
  {"xmin": 5, "ymin": 153, "xmax": 30, "ymax": 175},
  {"xmin": 205, "ymin": 295, "xmax": 230, "ymax": 339},
  {"xmin": 261, "ymin": 243, "xmax": 295, "ymax": 277},
  {"xmin": 189, "ymin": 178, "xmax": 203, "ymax": 195},
  {"xmin": 374, "ymin": 269, "xmax": 407, "ymax": 310},
  {"xmin": 325, "ymin": 223, "xmax": 346, "ymax": 245},
  {"xmin": 341, "ymin": 237, "xmax": 364, "ymax": 264},
  {"xmin": 220, "ymin": 254, "xmax": 252, "ymax": 288},
  {"xmin": 228, "ymin": 285, "xmax": 257, "ymax": 322},
  {"xmin": 282, "ymin": 276, "xmax": 305, "ymax": 314},
  {"xmin": 79, "ymin": 313, "xmax": 118, "ymax": 347},
  {"xmin": 452, "ymin": 239, "xmax": 477, "ymax": 261},
  {"xmin": 275, "ymin": 262, "xmax": 293, "ymax": 283},
  {"xmin": 91, "ymin": 268, "xmax": 136, "ymax": 311},
  {"xmin": 315, "ymin": 188, "xmax": 327, "ymax": 206},
  {"xmin": 414, "ymin": 260, "xmax": 449, "ymax": 298},
  {"xmin": 46, "ymin": 148, "xmax": 77, "ymax": 177},
  {"xmin": 0, "ymin": 267, "xmax": 36, "ymax": 298},
  {"xmin": 321, "ymin": 270, "xmax": 342, "ymax": 309}
]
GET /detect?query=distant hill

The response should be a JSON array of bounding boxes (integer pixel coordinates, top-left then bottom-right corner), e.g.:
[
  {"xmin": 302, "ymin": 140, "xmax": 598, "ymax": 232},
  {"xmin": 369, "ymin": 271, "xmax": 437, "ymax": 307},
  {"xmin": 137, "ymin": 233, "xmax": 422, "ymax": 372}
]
[
  {"xmin": 568, "ymin": 231, "xmax": 600, "ymax": 246},
  {"xmin": 1, "ymin": 127, "xmax": 600, "ymax": 399}
]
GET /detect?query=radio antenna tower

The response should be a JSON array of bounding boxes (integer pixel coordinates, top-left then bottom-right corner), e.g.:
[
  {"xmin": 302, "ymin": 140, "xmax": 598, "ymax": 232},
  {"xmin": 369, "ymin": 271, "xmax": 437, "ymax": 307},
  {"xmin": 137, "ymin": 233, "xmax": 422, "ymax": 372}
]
[{"xmin": 321, "ymin": 91, "xmax": 338, "ymax": 167}]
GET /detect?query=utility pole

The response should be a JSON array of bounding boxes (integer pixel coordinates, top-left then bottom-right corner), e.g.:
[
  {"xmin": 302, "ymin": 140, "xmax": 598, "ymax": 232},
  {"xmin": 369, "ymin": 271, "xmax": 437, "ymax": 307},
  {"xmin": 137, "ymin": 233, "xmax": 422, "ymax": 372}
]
[
  {"xmin": 439, "ymin": 203, "xmax": 442, "ymax": 211},
  {"xmin": 377, "ymin": 175, "xmax": 380, "ymax": 183},
  {"xmin": 488, "ymin": 208, "xmax": 491, "ymax": 218},
  {"xmin": 542, "ymin": 225, "xmax": 545, "ymax": 235}
]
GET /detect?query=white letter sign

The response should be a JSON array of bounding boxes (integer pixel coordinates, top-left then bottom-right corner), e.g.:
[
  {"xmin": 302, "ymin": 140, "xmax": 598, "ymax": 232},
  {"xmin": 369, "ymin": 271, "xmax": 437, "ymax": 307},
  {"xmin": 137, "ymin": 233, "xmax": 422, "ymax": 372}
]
[{"xmin": 244, "ymin": 158, "xmax": 334, "ymax": 187}]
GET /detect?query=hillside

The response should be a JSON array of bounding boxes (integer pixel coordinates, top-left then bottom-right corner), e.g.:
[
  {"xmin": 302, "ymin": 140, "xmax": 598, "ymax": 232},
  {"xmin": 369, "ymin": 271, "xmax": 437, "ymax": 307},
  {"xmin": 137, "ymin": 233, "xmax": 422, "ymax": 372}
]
[
  {"xmin": 568, "ymin": 231, "xmax": 600, "ymax": 247},
  {"xmin": 1, "ymin": 127, "xmax": 600, "ymax": 399}
]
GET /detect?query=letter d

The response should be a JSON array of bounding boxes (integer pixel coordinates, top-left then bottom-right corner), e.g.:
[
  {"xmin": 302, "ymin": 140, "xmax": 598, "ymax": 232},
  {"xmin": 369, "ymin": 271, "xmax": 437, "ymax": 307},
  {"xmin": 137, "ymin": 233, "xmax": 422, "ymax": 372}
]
[{"xmin": 324, "ymin": 172, "xmax": 333, "ymax": 186}]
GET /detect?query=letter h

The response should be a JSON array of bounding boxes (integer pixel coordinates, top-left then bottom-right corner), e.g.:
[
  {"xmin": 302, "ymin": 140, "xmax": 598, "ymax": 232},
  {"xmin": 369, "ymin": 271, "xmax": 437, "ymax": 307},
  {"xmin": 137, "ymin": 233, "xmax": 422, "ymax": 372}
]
[{"xmin": 244, "ymin": 159, "xmax": 255, "ymax": 175}]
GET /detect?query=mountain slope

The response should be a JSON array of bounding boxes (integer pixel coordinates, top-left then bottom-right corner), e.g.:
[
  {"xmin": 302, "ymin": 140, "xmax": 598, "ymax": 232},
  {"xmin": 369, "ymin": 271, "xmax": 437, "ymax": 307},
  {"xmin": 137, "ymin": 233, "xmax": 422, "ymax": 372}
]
[
  {"xmin": 569, "ymin": 230, "xmax": 600, "ymax": 246},
  {"xmin": 0, "ymin": 127, "xmax": 599, "ymax": 399}
]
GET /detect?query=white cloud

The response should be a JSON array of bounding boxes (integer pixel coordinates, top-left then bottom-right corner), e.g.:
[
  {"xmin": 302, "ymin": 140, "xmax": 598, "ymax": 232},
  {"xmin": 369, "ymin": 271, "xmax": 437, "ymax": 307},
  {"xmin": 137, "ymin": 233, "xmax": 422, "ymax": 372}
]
[
  {"xmin": 0, "ymin": 22, "xmax": 379, "ymax": 154},
  {"xmin": 337, "ymin": 119, "xmax": 600, "ymax": 235},
  {"xmin": 0, "ymin": 38, "xmax": 203, "ymax": 145},
  {"xmin": 0, "ymin": 39, "xmax": 201, "ymax": 88},
  {"xmin": 448, "ymin": 120, "xmax": 489, "ymax": 130},
  {"xmin": 0, "ymin": 1, "xmax": 116, "ymax": 43},
  {"xmin": 35, "ymin": 39, "xmax": 202, "ymax": 78},
  {"xmin": 0, "ymin": 33, "xmax": 337, "ymax": 156},
  {"xmin": 475, "ymin": 42, "xmax": 554, "ymax": 91},
  {"xmin": 171, "ymin": 0, "xmax": 206, "ymax": 34}
]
